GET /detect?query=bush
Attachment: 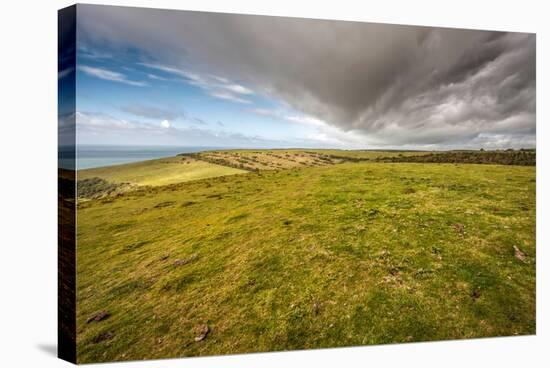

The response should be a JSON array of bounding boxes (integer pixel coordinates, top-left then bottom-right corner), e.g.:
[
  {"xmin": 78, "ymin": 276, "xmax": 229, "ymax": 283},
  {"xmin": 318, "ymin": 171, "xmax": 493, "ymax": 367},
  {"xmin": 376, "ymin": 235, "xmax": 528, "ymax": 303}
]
[
  {"xmin": 77, "ymin": 177, "xmax": 131, "ymax": 199},
  {"xmin": 376, "ymin": 149, "xmax": 535, "ymax": 166}
]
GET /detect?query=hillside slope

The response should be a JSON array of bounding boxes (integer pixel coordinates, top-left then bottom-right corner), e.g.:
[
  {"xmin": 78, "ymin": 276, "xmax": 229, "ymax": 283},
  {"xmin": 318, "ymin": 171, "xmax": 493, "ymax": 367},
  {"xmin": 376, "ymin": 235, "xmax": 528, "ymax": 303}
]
[
  {"xmin": 77, "ymin": 156, "xmax": 246, "ymax": 197},
  {"xmin": 76, "ymin": 162, "xmax": 535, "ymax": 362}
]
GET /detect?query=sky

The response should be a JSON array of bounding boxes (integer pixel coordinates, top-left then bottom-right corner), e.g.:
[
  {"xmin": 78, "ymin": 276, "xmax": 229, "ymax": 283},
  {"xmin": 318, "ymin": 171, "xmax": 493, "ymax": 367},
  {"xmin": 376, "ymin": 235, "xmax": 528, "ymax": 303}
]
[{"xmin": 59, "ymin": 4, "xmax": 536, "ymax": 150}]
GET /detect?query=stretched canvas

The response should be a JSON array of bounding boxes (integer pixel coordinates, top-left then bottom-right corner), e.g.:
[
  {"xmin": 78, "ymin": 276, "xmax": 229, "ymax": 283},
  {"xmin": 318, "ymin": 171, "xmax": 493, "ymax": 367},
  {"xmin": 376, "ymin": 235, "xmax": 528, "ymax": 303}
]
[{"xmin": 58, "ymin": 4, "xmax": 536, "ymax": 364}]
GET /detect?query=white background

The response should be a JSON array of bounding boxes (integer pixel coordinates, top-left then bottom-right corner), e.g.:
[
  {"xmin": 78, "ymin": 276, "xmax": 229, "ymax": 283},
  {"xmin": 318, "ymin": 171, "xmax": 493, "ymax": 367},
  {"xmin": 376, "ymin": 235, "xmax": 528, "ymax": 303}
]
[{"xmin": 0, "ymin": 0, "xmax": 547, "ymax": 366}]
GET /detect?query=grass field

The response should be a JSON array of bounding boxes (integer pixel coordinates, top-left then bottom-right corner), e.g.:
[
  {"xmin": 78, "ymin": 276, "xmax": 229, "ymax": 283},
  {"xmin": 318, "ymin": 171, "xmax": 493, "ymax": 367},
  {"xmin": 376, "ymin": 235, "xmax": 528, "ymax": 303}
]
[
  {"xmin": 75, "ymin": 152, "xmax": 536, "ymax": 363},
  {"xmin": 78, "ymin": 156, "xmax": 246, "ymax": 187},
  {"xmin": 190, "ymin": 149, "xmax": 431, "ymax": 171}
]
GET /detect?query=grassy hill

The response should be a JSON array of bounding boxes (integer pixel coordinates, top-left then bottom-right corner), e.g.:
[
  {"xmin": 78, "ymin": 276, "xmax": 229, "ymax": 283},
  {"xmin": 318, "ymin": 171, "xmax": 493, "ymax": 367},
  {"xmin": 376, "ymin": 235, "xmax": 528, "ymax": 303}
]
[
  {"xmin": 378, "ymin": 149, "xmax": 536, "ymax": 166},
  {"xmin": 77, "ymin": 156, "xmax": 246, "ymax": 197},
  {"xmin": 188, "ymin": 149, "xmax": 431, "ymax": 171},
  {"xmin": 75, "ymin": 156, "xmax": 536, "ymax": 363},
  {"xmin": 76, "ymin": 150, "xmax": 430, "ymax": 198}
]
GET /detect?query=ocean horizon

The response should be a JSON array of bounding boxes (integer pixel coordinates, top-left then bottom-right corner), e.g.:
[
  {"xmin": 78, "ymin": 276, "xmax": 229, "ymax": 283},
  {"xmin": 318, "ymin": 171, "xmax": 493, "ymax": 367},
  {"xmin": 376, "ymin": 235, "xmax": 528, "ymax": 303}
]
[{"xmin": 59, "ymin": 145, "xmax": 229, "ymax": 170}]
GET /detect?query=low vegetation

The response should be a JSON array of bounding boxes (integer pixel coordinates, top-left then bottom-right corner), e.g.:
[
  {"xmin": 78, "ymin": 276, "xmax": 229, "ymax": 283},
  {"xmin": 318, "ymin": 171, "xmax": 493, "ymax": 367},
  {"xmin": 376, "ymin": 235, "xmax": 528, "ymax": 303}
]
[
  {"xmin": 185, "ymin": 150, "xmax": 345, "ymax": 171},
  {"xmin": 75, "ymin": 151, "xmax": 536, "ymax": 363},
  {"xmin": 377, "ymin": 149, "xmax": 536, "ymax": 166},
  {"xmin": 186, "ymin": 149, "xmax": 433, "ymax": 172},
  {"xmin": 77, "ymin": 177, "xmax": 135, "ymax": 199},
  {"xmin": 77, "ymin": 156, "xmax": 246, "ymax": 198}
]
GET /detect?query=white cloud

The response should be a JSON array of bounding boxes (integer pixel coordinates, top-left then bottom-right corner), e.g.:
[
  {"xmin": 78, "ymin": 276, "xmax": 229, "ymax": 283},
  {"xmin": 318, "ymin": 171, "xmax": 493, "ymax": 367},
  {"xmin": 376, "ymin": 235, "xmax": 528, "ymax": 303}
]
[
  {"xmin": 223, "ymin": 84, "xmax": 253, "ymax": 95},
  {"xmin": 285, "ymin": 115, "xmax": 326, "ymax": 127},
  {"xmin": 249, "ymin": 108, "xmax": 326, "ymax": 126},
  {"xmin": 58, "ymin": 67, "xmax": 74, "ymax": 80},
  {"xmin": 246, "ymin": 107, "xmax": 370, "ymax": 148},
  {"xmin": 78, "ymin": 65, "xmax": 148, "ymax": 87},
  {"xmin": 213, "ymin": 76, "xmax": 229, "ymax": 83},
  {"xmin": 248, "ymin": 108, "xmax": 278, "ymax": 117},
  {"xmin": 209, "ymin": 91, "xmax": 252, "ymax": 104},
  {"xmin": 76, "ymin": 111, "xmax": 134, "ymax": 130},
  {"xmin": 78, "ymin": 45, "xmax": 112, "ymax": 59},
  {"xmin": 147, "ymin": 73, "xmax": 172, "ymax": 81},
  {"xmin": 75, "ymin": 111, "xmax": 300, "ymax": 147},
  {"xmin": 140, "ymin": 62, "xmax": 253, "ymax": 104},
  {"xmin": 139, "ymin": 63, "xmax": 192, "ymax": 79}
]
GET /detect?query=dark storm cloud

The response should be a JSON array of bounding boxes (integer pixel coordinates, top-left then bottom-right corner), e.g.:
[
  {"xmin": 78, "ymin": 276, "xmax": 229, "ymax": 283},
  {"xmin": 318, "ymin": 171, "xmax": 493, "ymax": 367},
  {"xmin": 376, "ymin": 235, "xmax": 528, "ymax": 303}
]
[{"xmin": 77, "ymin": 5, "xmax": 535, "ymax": 148}]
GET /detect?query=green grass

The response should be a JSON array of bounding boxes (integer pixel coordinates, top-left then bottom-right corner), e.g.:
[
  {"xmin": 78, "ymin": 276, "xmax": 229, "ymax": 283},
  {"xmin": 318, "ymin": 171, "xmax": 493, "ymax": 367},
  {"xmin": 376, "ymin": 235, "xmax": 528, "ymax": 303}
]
[
  {"xmin": 208, "ymin": 148, "xmax": 430, "ymax": 159},
  {"xmin": 189, "ymin": 149, "xmax": 433, "ymax": 172},
  {"xmin": 75, "ymin": 160, "xmax": 535, "ymax": 363},
  {"xmin": 78, "ymin": 156, "xmax": 246, "ymax": 187},
  {"xmin": 301, "ymin": 149, "xmax": 431, "ymax": 159}
]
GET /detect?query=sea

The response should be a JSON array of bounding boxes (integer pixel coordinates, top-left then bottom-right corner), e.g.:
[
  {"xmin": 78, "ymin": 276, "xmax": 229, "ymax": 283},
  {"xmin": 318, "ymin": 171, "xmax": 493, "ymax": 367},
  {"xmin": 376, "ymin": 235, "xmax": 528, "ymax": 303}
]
[{"xmin": 59, "ymin": 145, "xmax": 225, "ymax": 170}]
